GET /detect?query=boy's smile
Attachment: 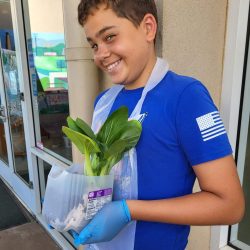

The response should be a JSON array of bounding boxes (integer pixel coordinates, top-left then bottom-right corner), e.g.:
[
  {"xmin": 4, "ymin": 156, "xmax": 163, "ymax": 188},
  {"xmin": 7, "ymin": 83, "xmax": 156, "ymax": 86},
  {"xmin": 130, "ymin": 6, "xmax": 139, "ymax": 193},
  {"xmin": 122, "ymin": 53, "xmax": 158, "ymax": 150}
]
[{"xmin": 83, "ymin": 4, "xmax": 157, "ymax": 89}]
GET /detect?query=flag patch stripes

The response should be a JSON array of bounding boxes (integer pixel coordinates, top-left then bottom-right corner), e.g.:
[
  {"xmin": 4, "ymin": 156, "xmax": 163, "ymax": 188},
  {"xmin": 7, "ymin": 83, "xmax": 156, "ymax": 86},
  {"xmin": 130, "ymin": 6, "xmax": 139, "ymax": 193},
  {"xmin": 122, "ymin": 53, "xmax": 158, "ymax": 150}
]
[{"xmin": 196, "ymin": 111, "xmax": 226, "ymax": 141}]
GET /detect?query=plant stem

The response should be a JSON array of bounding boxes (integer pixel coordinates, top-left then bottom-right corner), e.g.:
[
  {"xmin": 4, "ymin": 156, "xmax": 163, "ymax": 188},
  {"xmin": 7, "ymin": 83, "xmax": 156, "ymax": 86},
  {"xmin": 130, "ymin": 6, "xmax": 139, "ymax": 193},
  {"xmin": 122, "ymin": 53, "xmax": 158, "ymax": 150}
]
[
  {"xmin": 84, "ymin": 147, "xmax": 94, "ymax": 176},
  {"xmin": 100, "ymin": 158, "xmax": 111, "ymax": 176}
]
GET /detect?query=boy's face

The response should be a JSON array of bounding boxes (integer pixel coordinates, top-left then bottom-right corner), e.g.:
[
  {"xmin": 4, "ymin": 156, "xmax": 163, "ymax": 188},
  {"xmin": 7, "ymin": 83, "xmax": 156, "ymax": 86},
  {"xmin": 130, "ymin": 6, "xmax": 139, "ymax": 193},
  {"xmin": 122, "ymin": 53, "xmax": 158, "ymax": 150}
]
[{"xmin": 83, "ymin": 5, "xmax": 156, "ymax": 89}]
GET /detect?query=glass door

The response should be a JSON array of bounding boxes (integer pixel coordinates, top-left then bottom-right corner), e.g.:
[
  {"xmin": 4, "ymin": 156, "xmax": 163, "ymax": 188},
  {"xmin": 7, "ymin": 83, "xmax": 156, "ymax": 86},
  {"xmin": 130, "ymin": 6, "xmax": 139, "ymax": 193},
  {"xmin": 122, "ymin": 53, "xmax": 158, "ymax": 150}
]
[
  {"xmin": 0, "ymin": 0, "xmax": 37, "ymax": 212},
  {"xmin": 0, "ymin": 49, "xmax": 30, "ymax": 183},
  {"xmin": 0, "ymin": 109, "xmax": 8, "ymax": 164},
  {"xmin": 0, "ymin": 57, "xmax": 8, "ymax": 167},
  {"xmin": 0, "ymin": 0, "xmax": 18, "ymax": 183},
  {"xmin": 0, "ymin": 49, "xmax": 13, "ymax": 182}
]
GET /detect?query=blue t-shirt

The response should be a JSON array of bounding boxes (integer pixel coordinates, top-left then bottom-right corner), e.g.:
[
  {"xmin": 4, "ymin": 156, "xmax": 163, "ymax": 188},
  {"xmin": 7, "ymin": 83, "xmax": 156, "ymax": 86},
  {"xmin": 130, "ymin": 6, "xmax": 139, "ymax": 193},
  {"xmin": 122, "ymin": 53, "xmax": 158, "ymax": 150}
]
[{"xmin": 95, "ymin": 71, "xmax": 232, "ymax": 250}]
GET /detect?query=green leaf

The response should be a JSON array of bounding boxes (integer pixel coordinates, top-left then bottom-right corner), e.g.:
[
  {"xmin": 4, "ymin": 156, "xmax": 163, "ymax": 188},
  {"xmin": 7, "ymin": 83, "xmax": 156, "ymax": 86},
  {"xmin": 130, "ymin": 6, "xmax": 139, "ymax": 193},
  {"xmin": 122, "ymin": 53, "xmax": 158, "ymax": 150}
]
[
  {"xmin": 116, "ymin": 120, "xmax": 141, "ymax": 145},
  {"xmin": 67, "ymin": 117, "xmax": 83, "ymax": 133},
  {"xmin": 62, "ymin": 126, "xmax": 100, "ymax": 155},
  {"xmin": 75, "ymin": 117, "xmax": 96, "ymax": 141},
  {"xmin": 104, "ymin": 139, "xmax": 129, "ymax": 158},
  {"xmin": 105, "ymin": 120, "xmax": 141, "ymax": 154},
  {"xmin": 101, "ymin": 120, "xmax": 142, "ymax": 175},
  {"xmin": 97, "ymin": 106, "xmax": 128, "ymax": 146},
  {"xmin": 62, "ymin": 106, "xmax": 142, "ymax": 176}
]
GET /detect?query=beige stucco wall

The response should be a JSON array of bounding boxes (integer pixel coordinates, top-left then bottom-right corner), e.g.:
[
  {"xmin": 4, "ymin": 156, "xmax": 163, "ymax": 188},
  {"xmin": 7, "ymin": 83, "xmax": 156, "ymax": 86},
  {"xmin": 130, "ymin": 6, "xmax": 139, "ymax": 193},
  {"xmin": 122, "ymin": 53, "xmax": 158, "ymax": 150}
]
[
  {"xmin": 163, "ymin": 0, "xmax": 228, "ymax": 107},
  {"xmin": 28, "ymin": 0, "xmax": 64, "ymax": 33},
  {"xmin": 162, "ymin": 1, "xmax": 228, "ymax": 249}
]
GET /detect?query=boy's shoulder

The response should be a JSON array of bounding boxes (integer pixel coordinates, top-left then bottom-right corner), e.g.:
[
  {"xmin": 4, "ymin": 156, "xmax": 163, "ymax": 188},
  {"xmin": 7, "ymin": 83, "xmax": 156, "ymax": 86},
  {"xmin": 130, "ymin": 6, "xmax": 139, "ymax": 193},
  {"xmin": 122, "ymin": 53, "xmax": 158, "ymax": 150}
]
[
  {"xmin": 152, "ymin": 70, "xmax": 207, "ymax": 99},
  {"xmin": 162, "ymin": 70, "xmax": 203, "ymax": 91},
  {"xmin": 94, "ymin": 71, "xmax": 207, "ymax": 107}
]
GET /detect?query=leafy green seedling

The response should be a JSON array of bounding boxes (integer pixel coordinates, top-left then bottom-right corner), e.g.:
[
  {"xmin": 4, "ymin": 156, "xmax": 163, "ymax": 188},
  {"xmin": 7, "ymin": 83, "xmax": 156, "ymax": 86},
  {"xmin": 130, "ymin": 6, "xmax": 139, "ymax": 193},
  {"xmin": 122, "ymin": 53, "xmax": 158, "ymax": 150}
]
[{"xmin": 62, "ymin": 106, "xmax": 142, "ymax": 176}]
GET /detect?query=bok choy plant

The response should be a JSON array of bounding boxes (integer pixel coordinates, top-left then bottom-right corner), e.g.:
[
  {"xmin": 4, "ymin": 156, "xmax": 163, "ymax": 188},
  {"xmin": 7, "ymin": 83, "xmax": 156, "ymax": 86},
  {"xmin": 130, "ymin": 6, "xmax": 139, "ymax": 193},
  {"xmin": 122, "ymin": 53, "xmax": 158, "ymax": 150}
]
[{"xmin": 62, "ymin": 106, "xmax": 142, "ymax": 176}]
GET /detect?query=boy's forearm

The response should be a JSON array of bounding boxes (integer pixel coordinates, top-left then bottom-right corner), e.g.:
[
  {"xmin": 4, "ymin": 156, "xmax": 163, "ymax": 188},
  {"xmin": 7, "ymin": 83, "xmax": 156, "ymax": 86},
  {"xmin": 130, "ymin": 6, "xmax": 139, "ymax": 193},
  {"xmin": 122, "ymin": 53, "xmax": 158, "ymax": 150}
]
[{"xmin": 126, "ymin": 191, "xmax": 244, "ymax": 226}]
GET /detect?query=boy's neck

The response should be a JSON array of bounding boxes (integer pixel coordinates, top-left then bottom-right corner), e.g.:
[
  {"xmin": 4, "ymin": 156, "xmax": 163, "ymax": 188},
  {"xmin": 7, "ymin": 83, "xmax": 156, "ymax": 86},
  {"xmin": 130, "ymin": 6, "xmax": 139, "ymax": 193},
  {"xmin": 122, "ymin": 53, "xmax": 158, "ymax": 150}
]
[{"xmin": 123, "ymin": 55, "xmax": 157, "ymax": 90}]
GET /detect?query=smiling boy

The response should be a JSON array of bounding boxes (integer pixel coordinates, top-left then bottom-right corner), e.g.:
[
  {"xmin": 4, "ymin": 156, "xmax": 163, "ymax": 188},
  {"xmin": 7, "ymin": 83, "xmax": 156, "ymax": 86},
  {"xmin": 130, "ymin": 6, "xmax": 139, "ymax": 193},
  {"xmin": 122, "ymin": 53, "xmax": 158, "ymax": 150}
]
[{"xmin": 73, "ymin": 1, "xmax": 245, "ymax": 249}]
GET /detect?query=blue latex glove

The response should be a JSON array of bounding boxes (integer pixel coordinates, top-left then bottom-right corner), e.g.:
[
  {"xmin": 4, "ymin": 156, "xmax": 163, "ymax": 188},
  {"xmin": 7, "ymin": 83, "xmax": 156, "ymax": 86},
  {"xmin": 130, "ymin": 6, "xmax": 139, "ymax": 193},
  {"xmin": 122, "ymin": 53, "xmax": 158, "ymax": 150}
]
[{"xmin": 74, "ymin": 199, "xmax": 131, "ymax": 246}]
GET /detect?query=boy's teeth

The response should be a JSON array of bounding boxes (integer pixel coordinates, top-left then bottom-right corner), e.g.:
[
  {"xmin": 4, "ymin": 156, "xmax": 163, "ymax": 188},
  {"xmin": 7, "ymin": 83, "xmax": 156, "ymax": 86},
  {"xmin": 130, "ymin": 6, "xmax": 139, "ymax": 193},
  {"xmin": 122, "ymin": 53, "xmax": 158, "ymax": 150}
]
[{"xmin": 107, "ymin": 60, "xmax": 120, "ymax": 71}]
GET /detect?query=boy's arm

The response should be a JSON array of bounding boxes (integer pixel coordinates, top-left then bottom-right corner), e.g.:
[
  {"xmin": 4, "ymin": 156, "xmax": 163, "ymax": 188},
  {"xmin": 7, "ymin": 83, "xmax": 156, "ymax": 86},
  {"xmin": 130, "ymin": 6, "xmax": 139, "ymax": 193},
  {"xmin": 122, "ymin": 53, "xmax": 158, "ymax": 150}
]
[
  {"xmin": 127, "ymin": 155, "xmax": 245, "ymax": 225},
  {"xmin": 72, "ymin": 155, "xmax": 245, "ymax": 245}
]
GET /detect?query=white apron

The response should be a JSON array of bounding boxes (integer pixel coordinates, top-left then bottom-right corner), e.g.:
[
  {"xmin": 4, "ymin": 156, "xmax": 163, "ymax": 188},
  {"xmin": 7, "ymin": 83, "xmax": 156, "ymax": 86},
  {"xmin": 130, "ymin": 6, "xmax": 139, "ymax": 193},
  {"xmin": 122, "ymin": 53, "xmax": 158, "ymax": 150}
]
[{"xmin": 88, "ymin": 58, "xmax": 169, "ymax": 250}]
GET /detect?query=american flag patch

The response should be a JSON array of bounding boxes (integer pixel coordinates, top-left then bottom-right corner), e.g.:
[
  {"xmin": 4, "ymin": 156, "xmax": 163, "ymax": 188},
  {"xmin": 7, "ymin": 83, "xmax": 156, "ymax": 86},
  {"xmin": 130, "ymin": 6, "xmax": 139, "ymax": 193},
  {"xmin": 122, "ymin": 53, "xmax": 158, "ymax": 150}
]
[{"xmin": 196, "ymin": 111, "xmax": 226, "ymax": 141}]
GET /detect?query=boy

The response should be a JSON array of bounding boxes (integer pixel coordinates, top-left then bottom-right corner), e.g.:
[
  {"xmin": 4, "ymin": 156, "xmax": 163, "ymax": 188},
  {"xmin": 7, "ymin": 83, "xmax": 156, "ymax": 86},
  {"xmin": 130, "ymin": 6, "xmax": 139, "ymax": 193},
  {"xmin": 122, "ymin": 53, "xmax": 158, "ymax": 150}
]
[{"xmin": 74, "ymin": 0, "xmax": 245, "ymax": 249}]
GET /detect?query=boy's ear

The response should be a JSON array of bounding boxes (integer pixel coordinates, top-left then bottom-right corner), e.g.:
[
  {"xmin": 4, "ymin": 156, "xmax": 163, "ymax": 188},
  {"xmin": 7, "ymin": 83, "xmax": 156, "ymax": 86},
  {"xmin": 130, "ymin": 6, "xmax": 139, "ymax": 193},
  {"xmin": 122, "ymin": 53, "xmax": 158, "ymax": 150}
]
[{"xmin": 142, "ymin": 13, "xmax": 157, "ymax": 42}]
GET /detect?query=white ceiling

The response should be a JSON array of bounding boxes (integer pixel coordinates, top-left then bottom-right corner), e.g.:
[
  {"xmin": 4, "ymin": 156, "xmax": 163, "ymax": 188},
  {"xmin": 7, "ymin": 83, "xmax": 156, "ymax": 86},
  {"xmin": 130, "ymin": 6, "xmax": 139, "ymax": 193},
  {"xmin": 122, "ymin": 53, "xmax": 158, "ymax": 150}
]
[{"xmin": 0, "ymin": 1, "xmax": 12, "ymax": 30}]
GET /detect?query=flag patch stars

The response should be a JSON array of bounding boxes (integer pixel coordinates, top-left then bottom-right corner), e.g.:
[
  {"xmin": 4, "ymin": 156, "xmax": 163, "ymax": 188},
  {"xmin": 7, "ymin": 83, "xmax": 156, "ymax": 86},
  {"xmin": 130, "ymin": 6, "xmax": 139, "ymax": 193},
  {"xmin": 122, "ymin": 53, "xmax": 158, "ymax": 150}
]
[{"xmin": 196, "ymin": 111, "xmax": 226, "ymax": 141}]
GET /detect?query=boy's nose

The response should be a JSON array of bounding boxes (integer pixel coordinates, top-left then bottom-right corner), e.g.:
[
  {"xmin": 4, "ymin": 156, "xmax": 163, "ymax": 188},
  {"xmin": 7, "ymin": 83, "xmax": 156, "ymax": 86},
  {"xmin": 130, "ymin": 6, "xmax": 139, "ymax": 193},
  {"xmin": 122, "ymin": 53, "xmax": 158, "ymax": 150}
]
[{"xmin": 95, "ymin": 44, "xmax": 111, "ymax": 60}]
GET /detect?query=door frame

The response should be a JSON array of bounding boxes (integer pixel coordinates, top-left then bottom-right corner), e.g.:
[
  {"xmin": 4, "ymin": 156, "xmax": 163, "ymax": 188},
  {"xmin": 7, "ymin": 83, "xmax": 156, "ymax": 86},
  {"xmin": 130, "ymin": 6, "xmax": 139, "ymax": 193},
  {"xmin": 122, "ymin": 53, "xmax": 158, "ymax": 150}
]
[
  {"xmin": 211, "ymin": 0, "xmax": 250, "ymax": 249},
  {"xmin": 10, "ymin": 0, "xmax": 42, "ymax": 213}
]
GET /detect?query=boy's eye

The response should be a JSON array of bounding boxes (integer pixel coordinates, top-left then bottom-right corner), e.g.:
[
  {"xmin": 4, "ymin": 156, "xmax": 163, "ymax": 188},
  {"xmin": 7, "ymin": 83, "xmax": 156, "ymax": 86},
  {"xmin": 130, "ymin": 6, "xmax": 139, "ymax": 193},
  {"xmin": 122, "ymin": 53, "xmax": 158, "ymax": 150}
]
[
  {"xmin": 91, "ymin": 44, "xmax": 98, "ymax": 50},
  {"xmin": 105, "ymin": 34, "xmax": 115, "ymax": 42}
]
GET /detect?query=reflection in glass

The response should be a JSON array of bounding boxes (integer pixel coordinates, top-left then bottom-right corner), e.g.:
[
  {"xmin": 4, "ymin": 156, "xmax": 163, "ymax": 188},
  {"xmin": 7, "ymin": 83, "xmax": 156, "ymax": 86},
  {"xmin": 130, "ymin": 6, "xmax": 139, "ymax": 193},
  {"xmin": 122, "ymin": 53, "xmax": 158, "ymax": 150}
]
[
  {"xmin": 22, "ymin": 0, "xmax": 72, "ymax": 162},
  {"xmin": 0, "ymin": 0, "xmax": 12, "ymax": 165},
  {"xmin": 38, "ymin": 159, "xmax": 51, "ymax": 203},
  {"xmin": 0, "ymin": 109, "xmax": 8, "ymax": 164},
  {"xmin": 238, "ymin": 117, "xmax": 250, "ymax": 245},
  {"xmin": 0, "ymin": 0, "xmax": 30, "ymax": 184},
  {"xmin": 1, "ymin": 49, "xmax": 29, "ymax": 183}
]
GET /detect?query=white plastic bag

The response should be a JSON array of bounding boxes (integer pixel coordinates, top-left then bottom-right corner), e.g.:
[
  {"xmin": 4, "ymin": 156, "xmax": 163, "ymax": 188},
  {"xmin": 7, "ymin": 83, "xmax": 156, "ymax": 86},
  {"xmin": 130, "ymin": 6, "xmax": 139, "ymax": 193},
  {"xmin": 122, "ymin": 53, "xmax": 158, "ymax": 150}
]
[{"xmin": 42, "ymin": 164, "xmax": 114, "ymax": 233}]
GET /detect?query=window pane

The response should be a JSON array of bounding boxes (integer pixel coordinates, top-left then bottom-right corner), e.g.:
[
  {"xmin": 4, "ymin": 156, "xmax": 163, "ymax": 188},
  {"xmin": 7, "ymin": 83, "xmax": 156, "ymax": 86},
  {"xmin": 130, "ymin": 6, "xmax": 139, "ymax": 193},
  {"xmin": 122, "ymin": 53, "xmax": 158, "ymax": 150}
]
[
  {"xmin": 0, "ymin": 0, "xmax": 29, "ymax": 184},
  {"xmin": 38, "ymin": 159, "xmax": 51, "ymax": 203},
  {"xmin": 22, "ymin": 0, "xmax": 72, "ymax": 162},
  {"xmin": 0, "ymin": 115, "xmax": 8, "ymax": 164}
]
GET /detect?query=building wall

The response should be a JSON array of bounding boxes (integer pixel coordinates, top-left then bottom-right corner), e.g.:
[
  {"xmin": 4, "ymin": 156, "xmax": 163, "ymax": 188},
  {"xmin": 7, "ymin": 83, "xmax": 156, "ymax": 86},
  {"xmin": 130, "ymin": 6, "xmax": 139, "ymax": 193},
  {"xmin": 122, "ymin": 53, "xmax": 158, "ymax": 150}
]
[
  {"xmin": 27, "ymin": 0, "xmax": 64, "ymax": 33},
  {"xmin": 162, "ymin": 0, "xmax": 228, "ymax": 107},
  {"xmin": 162, "ymin": 1, "xmax": 228, "ymax": 249}
]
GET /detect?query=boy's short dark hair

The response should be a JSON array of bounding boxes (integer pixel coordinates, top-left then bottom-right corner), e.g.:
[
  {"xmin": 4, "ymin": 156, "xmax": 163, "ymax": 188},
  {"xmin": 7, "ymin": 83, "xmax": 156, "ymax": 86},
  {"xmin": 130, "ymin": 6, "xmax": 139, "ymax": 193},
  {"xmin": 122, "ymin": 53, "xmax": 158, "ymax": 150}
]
[{"xmin": 78, "ymin": 0, "xmax": 158, "ymax": 27}]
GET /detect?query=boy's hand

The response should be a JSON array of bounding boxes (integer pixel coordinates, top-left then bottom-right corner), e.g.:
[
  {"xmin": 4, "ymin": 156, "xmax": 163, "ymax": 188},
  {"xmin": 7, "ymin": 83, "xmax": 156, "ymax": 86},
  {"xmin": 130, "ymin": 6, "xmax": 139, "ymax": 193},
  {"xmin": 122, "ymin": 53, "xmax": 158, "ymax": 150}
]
[{"xmin": 74, "ymin": 199, "xmax": 131, "ymax": 246}]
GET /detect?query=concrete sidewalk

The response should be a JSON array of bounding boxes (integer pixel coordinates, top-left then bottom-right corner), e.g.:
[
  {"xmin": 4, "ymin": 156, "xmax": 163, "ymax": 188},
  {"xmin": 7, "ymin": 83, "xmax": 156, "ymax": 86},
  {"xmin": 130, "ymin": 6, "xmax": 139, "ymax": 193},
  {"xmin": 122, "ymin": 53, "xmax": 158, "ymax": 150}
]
[
  {"xmin": 0, "ymin": 177, "xmax": 61, "ymax": 249},
  {"xmin": 0, "ymin": 222, "xmax": 61, "ymax": 250}
]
